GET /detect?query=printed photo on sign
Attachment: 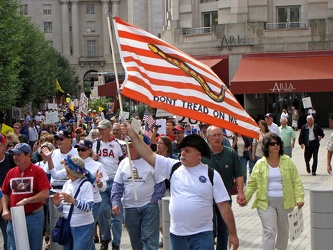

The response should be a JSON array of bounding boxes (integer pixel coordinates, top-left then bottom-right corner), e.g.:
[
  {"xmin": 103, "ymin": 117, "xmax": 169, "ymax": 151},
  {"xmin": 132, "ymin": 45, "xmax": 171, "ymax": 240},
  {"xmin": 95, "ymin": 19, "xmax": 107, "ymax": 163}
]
[{"xmin": 10, "ymin": 177, "xmax": 33, "ymax": 194}]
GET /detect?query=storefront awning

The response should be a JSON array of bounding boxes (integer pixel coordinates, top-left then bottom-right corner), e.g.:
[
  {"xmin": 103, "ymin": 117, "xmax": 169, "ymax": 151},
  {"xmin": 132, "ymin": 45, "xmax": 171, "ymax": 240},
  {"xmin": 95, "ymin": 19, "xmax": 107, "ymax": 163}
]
[
  {"xmin": 230, "ymin": 54, "xmax": 333, "ymax": 94},
  {"xmin": 195, "ymin": 55, "xmax": 229, "ymax": 88}
]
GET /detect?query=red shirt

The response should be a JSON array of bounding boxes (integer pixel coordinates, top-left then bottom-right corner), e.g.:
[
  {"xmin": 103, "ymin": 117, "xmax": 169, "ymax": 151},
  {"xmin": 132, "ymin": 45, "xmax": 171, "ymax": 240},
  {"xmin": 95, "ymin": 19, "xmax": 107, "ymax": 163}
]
[{"xmin": 2, "ymin": 163, "xmax": 51, "ymax": 215}]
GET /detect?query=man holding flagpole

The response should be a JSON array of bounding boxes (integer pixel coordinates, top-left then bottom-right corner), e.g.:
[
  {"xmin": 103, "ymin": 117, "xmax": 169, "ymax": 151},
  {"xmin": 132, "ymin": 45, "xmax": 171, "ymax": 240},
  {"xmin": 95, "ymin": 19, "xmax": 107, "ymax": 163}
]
[{"xmin": 122, "ymin": 121, "xmax": 239, "ymax": 250}]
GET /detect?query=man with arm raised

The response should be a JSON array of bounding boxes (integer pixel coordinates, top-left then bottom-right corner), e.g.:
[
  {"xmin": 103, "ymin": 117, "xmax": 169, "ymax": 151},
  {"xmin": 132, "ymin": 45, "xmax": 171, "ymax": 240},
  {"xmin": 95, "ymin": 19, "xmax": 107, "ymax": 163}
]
[{"xmin": 122, "ymin": 122, "xmax": 239, "ymax": 250}]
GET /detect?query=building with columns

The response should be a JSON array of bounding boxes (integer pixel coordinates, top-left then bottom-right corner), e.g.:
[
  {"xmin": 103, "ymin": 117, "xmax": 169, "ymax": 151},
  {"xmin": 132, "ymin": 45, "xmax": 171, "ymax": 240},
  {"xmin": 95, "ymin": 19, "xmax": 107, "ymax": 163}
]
[
  {"xmin": 20, "ymin": 0, "xmax": 165, "ymax": 98},
  {"xmin": 161, "ymin": 0, "xmax": 333, "ymax": 127}
]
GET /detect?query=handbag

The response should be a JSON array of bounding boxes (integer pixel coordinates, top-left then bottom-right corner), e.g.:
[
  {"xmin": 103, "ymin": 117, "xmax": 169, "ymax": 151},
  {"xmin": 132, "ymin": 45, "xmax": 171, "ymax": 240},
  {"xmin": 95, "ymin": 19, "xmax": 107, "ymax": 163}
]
[
  {"xmin": 243, "ymin": 150, "xmax": 250, "ymax": 161},
  {"xmin": 52, "ymin": 179, "xmax": 87, "ymax": 245}
]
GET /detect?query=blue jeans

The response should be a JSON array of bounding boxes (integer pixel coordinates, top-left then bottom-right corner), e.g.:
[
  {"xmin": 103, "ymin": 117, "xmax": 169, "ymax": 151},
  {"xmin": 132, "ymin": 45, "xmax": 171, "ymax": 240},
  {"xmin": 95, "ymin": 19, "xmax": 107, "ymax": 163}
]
[
  {"xmin": 170, "ymin": 231, "xmax": 213, "ymax": 250},
  {"xmin": 91, "ymin": 202, "xmax": 101, "ymax": 250},
  {"xmin": 239, "ymin": 156, "xmax": 248, "ymax": 184},
  {"xmin": 124, "ymin": 203, "xmax": 159, "ymax": 250},
  {"xmin": 98, "ymin": 178, "xmax": 123, "ymax": 245},
  {"xmin": 248, "ymin": 149, "xmax": 255, "ymax": 174},
  {"xmin": 0, "ymin": 212, "xmax": 7, "ymax": 250},
  {"xmin": 284, "ymin": 146, "xmax": 292, "ymax": 158},
  {"xmin": 7, "ymin": 208, "xmax": 44, "ymax": 250},
  {"xmin": 64, "ymin": 222, "xmax": 95, "ymax": 250},
  {"xmin": 214, "ymin": 199, "xmax": 232, "ymax": 250}
]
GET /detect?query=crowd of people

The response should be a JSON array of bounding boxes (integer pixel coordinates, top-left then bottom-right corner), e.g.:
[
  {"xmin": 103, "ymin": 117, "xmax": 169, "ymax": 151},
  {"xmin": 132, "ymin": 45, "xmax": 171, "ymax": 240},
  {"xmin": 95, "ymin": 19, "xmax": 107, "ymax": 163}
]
[{"xmin": 0, "ymin": 104, "xmax": 329, "ymax": 250}]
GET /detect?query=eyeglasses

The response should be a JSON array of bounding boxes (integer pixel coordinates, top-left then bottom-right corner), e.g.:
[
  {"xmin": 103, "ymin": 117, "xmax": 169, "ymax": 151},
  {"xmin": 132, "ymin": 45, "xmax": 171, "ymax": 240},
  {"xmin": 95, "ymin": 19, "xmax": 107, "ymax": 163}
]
[
  {"xmin": 173, "ymin": 132, "xmax": 182, "ymax": 135},
  {"xmin": 268, "ymin": 141, "xmax": 280, "ymax": 146},
  {"xmin": 77, "ymin": 148, "xmax": 88, "ymax": 152},
  {"xmin": 55, "ymin": 138, "xmax": 64, "ymax": 141}
]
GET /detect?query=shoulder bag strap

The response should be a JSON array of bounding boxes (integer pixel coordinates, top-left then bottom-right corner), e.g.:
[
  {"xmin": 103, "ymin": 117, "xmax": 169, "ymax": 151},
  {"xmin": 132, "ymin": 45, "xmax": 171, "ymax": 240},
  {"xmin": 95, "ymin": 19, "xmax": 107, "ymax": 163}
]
[{"xmin": 67, "ymin": 179, "xmax": 88, "ymax": 221}]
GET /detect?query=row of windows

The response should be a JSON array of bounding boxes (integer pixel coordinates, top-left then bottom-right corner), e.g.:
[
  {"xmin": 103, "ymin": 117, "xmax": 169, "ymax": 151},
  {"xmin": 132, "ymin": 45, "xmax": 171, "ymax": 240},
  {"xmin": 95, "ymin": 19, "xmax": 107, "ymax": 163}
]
[
  {"xmin": 20, "ymin": 3, "xmax": 95, "ymax": 15},
  {"xmin": 202, "ymin": 5, "xmax": 300, "ymax": 27},
  {"xmin": 43, "ymin": 21, "xmax": 96, "ymax": 33}
]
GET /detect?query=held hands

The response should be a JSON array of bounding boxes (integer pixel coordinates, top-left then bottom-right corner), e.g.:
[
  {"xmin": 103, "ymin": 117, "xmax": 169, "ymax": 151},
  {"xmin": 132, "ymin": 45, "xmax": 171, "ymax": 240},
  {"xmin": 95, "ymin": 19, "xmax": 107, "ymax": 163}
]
[{"xmin": 237, "ymin": 193, "xmax": 246, "ymax": 207}]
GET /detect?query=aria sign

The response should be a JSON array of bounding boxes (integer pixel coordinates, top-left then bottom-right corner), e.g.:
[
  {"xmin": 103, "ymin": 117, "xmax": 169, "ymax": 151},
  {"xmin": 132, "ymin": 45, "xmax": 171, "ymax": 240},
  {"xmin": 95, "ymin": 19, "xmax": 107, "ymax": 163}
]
[
  {"xmin": 270, "ymin": 82, "xmax": 296, "ymax": 92},
  {"xmin": 218, "ymin": 34, "xmax": 253, "ymax": 50}
]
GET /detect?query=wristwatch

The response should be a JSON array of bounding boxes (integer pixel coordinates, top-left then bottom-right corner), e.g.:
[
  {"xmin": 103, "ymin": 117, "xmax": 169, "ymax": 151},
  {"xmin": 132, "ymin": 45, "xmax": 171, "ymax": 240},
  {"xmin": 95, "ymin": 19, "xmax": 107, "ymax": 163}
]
[{"xmin": 23, "ymin": 198, "xmax": 28, "ymax": 204}]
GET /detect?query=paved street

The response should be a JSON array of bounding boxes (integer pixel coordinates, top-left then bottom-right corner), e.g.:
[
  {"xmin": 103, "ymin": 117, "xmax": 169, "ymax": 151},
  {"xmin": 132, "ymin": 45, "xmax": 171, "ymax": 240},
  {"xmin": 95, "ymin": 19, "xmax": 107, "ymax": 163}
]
[{"xmin": 1, "ymin": 128, "xmax": 333, "ymax": 249}]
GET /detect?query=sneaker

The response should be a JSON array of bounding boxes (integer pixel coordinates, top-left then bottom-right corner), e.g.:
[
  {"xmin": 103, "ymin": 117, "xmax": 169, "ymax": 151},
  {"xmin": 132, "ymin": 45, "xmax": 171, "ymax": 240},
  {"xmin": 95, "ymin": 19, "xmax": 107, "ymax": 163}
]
[{"xmin": 112, "ymin": 244, "xmax": 120, "ymax": 250}]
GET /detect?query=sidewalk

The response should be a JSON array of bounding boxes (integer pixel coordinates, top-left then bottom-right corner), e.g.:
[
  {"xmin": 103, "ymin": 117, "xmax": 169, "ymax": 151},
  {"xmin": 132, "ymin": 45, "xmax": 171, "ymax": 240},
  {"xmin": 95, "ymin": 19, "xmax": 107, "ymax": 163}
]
[{"xmin": 2, "ymin": 129, "xmax": 333, "ymax": 250}]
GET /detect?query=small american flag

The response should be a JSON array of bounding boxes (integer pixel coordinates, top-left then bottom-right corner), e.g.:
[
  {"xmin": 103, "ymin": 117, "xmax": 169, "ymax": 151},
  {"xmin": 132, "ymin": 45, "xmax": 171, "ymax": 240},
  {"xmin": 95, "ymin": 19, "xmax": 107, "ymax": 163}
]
[{"xmin": 143, "ymin": 110, "xmax": 155, "ymax": 128}]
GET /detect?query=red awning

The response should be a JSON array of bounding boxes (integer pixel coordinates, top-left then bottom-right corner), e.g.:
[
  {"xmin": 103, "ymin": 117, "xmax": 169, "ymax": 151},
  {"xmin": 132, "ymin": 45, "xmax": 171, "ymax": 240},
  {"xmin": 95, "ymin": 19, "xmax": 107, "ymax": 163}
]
[
  {"xmin": 98, "ymin": 79, "xmax": 124, "ymax": 97},
  {"xmin": 195, "ymin": 55, "xmax": 229, "ymax": 88},
  {"xmin": 231, "ymin": 53, "xmax": 333, "ymax": 94}
]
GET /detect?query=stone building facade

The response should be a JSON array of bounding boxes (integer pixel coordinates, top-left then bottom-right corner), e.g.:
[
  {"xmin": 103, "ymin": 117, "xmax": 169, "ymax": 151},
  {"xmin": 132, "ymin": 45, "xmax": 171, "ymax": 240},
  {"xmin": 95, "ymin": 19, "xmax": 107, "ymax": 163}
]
[{"xmin": 161, "ymin": 0, "xmax": 333, "ymax": 127}]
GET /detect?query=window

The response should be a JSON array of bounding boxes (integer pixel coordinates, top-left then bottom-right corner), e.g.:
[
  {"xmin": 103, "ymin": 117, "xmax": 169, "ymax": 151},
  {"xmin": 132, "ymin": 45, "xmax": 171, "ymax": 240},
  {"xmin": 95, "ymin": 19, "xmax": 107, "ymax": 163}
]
[
  {"xmin": 203, "ymin": 11, "xmax": 218, "ymax": 27},
  {"xmin": 86, "ymin": 4, "xmax": 94, "ymax": 14},
  {"xmin": 86, "ymin": 21, "xmax": 95, "ymax": 33},
  {"xmin": 87, "ymin": 40, "xmax": 96, "ymax": 57},
  {"xmin": 277, "ymin": 6, "xmax": 300, "ymax": 23},
  {"xmin": 43, "ymin": 4, "xmax": 51, "ymax": 15},
  {"xmin": 20, "ymin": 4, "xmax": 28, "ymax": 15},
  {"xmin": 44, "ymin": 22, "xmax": 52, "ymax": 33}
]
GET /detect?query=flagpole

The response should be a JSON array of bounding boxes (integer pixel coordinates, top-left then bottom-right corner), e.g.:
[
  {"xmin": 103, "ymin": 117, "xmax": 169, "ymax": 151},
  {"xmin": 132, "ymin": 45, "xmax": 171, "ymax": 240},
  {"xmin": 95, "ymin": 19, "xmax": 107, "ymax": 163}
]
[{"xmin": 106, "ymin": 12, "xmax": 138, "ymax": 200}]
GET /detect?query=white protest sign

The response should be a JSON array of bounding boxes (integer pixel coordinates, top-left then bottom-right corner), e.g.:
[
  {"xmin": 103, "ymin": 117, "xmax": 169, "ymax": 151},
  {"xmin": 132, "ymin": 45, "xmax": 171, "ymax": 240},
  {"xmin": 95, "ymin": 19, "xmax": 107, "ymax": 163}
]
[
  {"xmin": 302, "ymin": 97, "xmax": 312, "ymax": 109},
  {"xmin": 79, "ymin": 93, "xmax": 89, "ymax": 116},
  {"xmin": 155, "ymin": 119, "xmax": 166, "ymax": 134},
  {"xmin": 46, "ymin": 111, "xmax": 59, "ymax": 124}
]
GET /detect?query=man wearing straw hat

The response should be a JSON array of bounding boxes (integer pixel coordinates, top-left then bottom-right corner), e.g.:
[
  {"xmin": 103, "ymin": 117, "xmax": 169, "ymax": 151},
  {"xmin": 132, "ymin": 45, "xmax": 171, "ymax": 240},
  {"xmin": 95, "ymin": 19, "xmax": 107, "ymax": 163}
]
[{"xmin": 2, "ymin": 143, "xmax": 51, "ymax": 250}]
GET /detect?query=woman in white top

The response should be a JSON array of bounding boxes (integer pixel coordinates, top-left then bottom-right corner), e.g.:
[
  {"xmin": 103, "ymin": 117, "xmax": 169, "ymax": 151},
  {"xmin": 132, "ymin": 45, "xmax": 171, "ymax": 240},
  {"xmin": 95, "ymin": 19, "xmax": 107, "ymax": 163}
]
[
  {"xmin": 43, "ymin": 138, "xmax": 107, "ymax": 250},
  {"xmin": 52, "ymin": 155, "xmax": 95, "ymax": 250},
  {"xmin": 74, "ymin": 138, "xmax": 108, "ymax": 250},
  {"xmin": 252, "ymin": 120, "xmax": 270, "ymax": 166}
]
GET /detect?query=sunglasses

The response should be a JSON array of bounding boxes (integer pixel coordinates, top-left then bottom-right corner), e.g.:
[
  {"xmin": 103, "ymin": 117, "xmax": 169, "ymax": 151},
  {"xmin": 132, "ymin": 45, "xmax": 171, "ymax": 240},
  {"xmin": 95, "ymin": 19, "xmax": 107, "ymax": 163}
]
[
  {"xmin": 55, "ymin": 138, "xmax": 64, "ymax": 141},
  {"xmin": 77, "ymin": 148, "xmax": 88, "ymax": 152},
  {"xmin": 173, "ymin": 131, "xmax": 182, "ymax": 134},
  {"xmin": 268, "ymin": 141, "xmax": 280, "ymax": 146}
]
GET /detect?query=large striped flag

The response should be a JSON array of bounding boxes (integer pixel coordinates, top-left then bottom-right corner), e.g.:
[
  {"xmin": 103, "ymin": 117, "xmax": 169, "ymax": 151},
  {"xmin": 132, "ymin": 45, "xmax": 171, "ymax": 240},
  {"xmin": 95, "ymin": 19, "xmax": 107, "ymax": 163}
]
[{"xmin": 113, "ymin": 17, "xmax": 259, "ymax": 139}]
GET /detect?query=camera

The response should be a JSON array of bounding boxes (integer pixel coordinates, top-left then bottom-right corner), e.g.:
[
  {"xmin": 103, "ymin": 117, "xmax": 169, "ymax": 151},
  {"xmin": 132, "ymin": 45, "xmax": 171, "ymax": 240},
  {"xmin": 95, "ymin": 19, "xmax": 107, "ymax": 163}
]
[{"xmin": 153, "ymin": 124, "xmax": 162, "ymax": 128}]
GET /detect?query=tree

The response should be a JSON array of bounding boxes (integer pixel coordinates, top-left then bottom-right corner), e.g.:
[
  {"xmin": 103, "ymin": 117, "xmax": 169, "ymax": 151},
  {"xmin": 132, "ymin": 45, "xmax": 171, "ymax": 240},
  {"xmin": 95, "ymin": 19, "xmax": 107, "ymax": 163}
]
[
  {"xmin": 0, "ymin": 0, "xmax": 25, "ymax": 111},
  {"xmin": 0, "ymin": 0, "xmax": 78, "ymax": 112}
]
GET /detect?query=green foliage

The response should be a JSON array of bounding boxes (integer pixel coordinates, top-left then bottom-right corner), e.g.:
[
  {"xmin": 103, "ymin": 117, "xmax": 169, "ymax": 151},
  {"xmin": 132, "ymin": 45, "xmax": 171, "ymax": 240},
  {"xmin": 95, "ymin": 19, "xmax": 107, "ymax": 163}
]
[
  {"xmin": 0, "ymin": 0, "xmax": 78, "ymax": 112},
  {"xmin": 88, "ymin": 97, "xmax": 112, "ymax": 113},
  {"xmin": 135, "ymin": 103, "xmax": 156, "ymax": 119}
]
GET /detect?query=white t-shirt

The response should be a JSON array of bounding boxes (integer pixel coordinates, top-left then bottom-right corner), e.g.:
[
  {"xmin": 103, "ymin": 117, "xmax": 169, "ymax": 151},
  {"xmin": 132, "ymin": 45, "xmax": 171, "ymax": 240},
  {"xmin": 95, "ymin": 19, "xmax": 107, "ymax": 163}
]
[
  {"xmin": 268, "ymin": 123, "xmax": 281, "ymax": 137},
  {"xmin": 84, "ymin": 157, "xmax": 108, "ymax": 203},
  {"xmin": 28, "ymin": 126, "xmax": 39, "ymax": 141},
  {"xmin": 61, "ymin": 178, "xmax": 94, "ymax": 227},
  {"xmin": 50, "ymin": 147, "xmax": 79, "ymax": 188},
  {"xmin": 155, "ymin": 155, "xmax": 230, "ymax": 236},
  {"xmin": 92, "ymin": 138, "xmax": 124, "ymax": 179},
  {"xmin": 267, "ymin": 165, "xmax": 283, "ymax": 198},
  {"xmin": 114, "ymin": 157, "xmax": 165, "ymax": 208}
]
